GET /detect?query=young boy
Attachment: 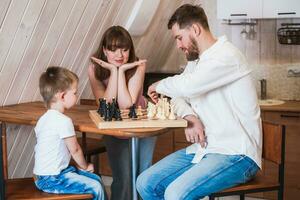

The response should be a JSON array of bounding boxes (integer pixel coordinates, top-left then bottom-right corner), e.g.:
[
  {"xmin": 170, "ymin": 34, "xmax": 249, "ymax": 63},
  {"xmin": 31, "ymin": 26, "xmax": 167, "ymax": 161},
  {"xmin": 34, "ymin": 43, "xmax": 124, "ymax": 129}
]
[{"xmin": 33, "ymin": 66, "xmax": 107, "ymax": 200}]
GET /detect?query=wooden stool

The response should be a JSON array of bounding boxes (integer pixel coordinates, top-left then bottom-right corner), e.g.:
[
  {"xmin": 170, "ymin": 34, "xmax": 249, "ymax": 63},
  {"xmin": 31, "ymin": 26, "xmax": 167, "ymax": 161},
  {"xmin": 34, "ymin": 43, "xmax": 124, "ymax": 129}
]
[
  {"xmin": 6, "ymin": 178, "xmax": 93, "ymax": 199},
  {"xmin": 209, "ymin": 121, "xmax": 286, "ymax": 200}
]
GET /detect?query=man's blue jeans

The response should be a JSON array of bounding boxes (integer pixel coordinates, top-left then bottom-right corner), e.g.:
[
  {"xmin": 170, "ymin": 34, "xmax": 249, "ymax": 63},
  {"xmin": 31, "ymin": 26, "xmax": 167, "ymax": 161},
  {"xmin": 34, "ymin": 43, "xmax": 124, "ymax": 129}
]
[
  {"xmin": 137, "ymin": 149, "xmax": 259, "ymax": 200},
  {"xmin": 34, "ymin": 166, "xmax": 107, "ymax": 200}
]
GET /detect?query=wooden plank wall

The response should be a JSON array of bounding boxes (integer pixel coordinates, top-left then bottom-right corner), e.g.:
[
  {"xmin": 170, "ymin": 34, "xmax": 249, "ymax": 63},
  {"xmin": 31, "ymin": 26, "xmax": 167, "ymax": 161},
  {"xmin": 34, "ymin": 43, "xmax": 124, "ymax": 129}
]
[{"xmin": 1, "ymin": 0, "xmax": 299, "ymax": 178}]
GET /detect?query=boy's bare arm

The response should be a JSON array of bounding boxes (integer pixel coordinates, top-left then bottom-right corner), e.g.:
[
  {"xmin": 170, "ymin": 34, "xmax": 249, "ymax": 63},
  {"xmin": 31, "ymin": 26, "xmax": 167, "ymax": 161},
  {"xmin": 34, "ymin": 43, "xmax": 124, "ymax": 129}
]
[{"xmin": 64, "ymin": 136, "xmax": 94, "ymax": 172}]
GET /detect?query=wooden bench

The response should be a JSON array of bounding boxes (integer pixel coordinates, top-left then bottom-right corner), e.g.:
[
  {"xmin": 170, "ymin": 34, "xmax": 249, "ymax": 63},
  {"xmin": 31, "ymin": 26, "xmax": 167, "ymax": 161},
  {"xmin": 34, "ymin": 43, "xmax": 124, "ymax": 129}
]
[{"xmin": 6, "ymin": 178, "xmax": 93, "ymax": 199}]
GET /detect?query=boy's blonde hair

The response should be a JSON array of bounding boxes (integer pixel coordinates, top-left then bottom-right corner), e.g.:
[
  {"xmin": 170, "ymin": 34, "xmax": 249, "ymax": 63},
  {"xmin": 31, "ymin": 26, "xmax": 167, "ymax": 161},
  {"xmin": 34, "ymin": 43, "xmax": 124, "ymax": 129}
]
[{"xmin": 39, "ymin": 66, "xmax": 78, "ymax": 107}]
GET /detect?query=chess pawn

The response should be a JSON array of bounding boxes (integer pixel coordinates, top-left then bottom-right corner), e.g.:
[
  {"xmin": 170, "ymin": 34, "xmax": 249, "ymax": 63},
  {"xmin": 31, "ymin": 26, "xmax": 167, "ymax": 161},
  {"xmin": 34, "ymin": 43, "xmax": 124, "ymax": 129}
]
[{"xmin": 137, "ymin": 105, "xmax": 143, "ymax": 116}]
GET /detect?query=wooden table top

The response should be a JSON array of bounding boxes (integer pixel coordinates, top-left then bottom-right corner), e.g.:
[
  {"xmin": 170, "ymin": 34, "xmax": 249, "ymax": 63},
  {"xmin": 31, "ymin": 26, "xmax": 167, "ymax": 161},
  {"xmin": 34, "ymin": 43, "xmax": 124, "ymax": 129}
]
[
  {"xmin": 0, "ymin": 101, "xmax": 169, "ymax": 138},
  {"xmin": 260, "ymin": 100, "xmax": 300, "ymax": 112}
]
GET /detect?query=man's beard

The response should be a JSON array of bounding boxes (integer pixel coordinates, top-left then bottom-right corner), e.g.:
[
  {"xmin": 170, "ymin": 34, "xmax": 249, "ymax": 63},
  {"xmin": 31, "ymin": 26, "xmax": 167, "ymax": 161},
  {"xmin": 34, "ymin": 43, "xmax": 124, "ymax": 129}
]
[{"xmin": 185, "ymin": 37, "xmax": 199, "ymax": 61}]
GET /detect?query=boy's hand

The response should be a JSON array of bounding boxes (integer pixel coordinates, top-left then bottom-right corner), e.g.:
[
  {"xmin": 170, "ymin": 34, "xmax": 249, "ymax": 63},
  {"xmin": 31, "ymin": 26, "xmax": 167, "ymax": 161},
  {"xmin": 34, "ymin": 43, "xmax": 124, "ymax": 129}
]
[{"xmin": 85, "ymin": 163, "xmax": 94, "ymax": 173}]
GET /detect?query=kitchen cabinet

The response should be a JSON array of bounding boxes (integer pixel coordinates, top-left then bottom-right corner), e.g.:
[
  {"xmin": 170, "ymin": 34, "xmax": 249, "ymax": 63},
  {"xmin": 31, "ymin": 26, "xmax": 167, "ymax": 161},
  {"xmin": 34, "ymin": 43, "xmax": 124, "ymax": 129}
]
[
  {"xmin": 217, "ymin": 0, "xmax": 262, "ymax": 19},
  {"xmin": 263, "ymin": 0, "xmax": 300, "ymax": 18},
  {"xmin": 217, "ymin": 0, "xmax": 300, "ymax": 19}
]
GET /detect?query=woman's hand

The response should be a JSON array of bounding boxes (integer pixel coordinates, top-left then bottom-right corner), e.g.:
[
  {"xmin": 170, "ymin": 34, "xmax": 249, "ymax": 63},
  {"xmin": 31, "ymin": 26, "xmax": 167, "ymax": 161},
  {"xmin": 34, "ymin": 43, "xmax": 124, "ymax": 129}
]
[
  {"xmin": 119, "ymin": 59, "xmax": 147, "ymax": 72},
  {"xmin": 91, "ymin": 57, "xmax": 116, "ymax": 71}
]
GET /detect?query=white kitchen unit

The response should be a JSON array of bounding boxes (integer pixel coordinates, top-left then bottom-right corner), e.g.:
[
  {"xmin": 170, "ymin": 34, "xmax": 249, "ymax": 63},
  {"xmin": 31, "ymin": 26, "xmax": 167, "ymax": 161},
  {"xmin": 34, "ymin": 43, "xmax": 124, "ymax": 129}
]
[
  {"xmin": 217, "ymin": 0, "xmax": 300, "ymax": 19},
  {"xmin": 217, "ymin": 0, "xmax": 263, "ymax": 19},
  {"xmin": 263, "ymin": 0, "xmax": 300, "ymax": 18}
]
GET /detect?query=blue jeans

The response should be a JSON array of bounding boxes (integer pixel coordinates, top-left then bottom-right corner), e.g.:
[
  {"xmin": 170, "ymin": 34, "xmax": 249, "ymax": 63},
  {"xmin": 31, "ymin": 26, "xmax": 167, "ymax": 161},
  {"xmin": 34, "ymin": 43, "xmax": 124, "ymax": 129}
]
[
  {"xmin": 34, "ymin": 166, "xmax": 107, "ymax": 200},
  {"xmin": 137, "ymin": 149, "xmax": 259, "ymax": 200},
  {"xmin": 104, "ymin": 135, "xmax": 157, "ymax": 200}
]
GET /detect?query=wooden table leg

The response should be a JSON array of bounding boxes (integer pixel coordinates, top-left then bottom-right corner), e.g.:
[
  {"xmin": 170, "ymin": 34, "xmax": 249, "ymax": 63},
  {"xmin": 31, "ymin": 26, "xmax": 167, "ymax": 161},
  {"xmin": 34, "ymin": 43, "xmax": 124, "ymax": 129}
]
[{"xmin": 131, "ymin": 137, "xmax": 139, "ymax": 200}]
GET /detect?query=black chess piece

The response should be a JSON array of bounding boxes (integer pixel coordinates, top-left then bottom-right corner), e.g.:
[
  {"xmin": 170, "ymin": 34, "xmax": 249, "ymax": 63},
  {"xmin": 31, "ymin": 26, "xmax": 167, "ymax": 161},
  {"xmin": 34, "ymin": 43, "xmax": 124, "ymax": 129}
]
[
  {"xmin": 115, "ymin": 109, "xmax": 122, "ymax": 121},
  {"xmin": 128, "ymin": 104, "xmax": 137, "ymax": 119},
  {"xmin": 97, "ymin": 98, "xmax": 103, "ymax": 116},
  {"xmin": 111, "ymin": 98, "xmax": 117, "ymax": 119},
  {"xmin": 99, "ymin": 98, "xmax": 107, "ymax": 117},
  {"xmin": 107, "ymin": 102, "xmax": 113, "ymax": 121}
]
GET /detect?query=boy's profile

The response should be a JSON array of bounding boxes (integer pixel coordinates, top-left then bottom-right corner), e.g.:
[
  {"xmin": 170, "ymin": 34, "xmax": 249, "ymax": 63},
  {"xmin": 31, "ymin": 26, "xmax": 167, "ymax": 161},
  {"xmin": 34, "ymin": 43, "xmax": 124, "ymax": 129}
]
[{"xmin": 33, "ymin": 66, "xmax": 106, "ymax": 200}]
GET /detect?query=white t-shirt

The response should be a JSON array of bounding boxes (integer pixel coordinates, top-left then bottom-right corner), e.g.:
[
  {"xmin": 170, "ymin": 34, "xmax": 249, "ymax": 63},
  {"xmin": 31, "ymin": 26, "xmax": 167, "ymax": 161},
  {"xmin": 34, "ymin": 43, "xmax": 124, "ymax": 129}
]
[
  {"xmin": 33, "ymin": 109, "xmax": 75, "ymax": 175},
  {"xmin": 157, "ymin": 36, "xmax": 262, "ymax": 168}
]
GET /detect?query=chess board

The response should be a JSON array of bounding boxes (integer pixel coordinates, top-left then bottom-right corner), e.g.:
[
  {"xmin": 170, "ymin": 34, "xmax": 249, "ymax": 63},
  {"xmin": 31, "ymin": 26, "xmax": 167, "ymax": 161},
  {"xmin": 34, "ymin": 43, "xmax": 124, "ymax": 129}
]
[{"xmin": 89, "ymin": 110, "xmax": 187, "ymax": 129}]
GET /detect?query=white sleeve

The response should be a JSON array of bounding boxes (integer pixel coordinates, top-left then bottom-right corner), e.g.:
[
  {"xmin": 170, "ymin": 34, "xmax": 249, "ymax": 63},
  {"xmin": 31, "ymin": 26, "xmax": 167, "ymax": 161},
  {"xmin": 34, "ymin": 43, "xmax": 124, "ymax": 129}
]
[
  {"xmin": 156, "ymin": 59, "xmax": 251, "ymax": 98},
  {"xmin": 171, "ymin": 97, "xmax": 198, "ymax": 118},
  {"xmin": 58, "ymin": 118, "xmax": 76, "ymax": 139}
]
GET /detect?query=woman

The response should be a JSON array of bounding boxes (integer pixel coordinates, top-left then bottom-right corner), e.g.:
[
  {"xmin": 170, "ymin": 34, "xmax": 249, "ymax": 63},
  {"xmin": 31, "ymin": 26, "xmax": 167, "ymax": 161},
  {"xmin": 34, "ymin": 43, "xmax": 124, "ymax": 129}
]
[{"xmin": 88, "ymin": 25, "xmax": 156, "ymax": 200}]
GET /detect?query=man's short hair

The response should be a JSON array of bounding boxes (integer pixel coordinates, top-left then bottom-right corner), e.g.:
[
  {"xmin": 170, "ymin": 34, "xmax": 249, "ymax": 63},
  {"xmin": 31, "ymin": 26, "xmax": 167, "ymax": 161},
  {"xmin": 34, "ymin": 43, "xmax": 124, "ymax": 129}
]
[
  {"xmin": 39, "ymin": 66, "xmax": 78, "ymax": 107},
  {"xmin": 168, "ymin": 4, "xmax": 209, "ymax": 30}
]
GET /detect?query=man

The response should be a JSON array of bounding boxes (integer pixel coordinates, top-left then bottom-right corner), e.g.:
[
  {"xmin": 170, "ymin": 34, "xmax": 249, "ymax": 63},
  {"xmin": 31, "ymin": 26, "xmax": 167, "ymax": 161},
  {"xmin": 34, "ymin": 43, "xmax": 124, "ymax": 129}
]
[{"xmin": 136, "ymin": 4, "xmax": 262, "ymax": 200}]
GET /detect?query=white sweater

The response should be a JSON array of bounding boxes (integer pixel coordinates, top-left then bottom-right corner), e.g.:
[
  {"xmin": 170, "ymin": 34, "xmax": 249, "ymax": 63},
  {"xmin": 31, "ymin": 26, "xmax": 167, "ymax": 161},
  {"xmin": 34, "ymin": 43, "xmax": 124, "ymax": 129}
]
[{"xmin": 156, "ymin": 36, "xmax": 262, "ymax": 168}]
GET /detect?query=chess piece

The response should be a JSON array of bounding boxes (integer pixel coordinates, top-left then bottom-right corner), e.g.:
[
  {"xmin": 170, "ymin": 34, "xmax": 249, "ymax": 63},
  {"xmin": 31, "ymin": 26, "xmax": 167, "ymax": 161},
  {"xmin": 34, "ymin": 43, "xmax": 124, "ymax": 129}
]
[
  {"xmin": 115, "ymin": 109, "xmax": 122, "ymax": 121},
  {"xmin": 147, "ymin": 102, "xmax": 156, "ymax": 119},
  {"xmin": 137, "ymin": 105, "xmax": 143, "ymax": 116},
  {"xmin": 104, "ymin": 103, "xmax": 112, "ymax": 121},
  {"xmin": 129, "ymin": 104, "xmax": 137, "ymax": 119},
  {"xmin": 156, "ymin": 106, "xmax": 164, "ymax": 119},
  {"xmin": 169, "ymin": 104, "xmax": 176, "ymax": 120},
  {"xmin": 164, "ymin": 99, "xmax": 170, "ymax": 118},
  {"xmin": 97, "ymin": 98, "xmax": 102, "ymax": 115},
  {"xmin": 111, "ymin": 98, "xmax": 117, "ymax": 119},
  {"xmin": 98, "ymin": 98, "xmax": 105, "ymax": 117},
  {"xmin": 101, "ymin": 98, "xmax": 107, "ymax": 117},
  {"xmin": 107, "ymin": 102, "xmax": 113, "ymax": 121}
]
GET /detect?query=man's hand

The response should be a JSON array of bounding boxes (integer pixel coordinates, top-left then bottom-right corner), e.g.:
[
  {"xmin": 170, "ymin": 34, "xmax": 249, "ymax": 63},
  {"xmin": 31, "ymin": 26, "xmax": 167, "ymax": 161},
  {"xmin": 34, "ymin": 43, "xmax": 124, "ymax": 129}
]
[
  {"xmin": 184, "ymin": 115, "xmax": 207, "ymax": 148},
  {"xmin": 91, "ymin": 57, "xmax": 116, "ymax": 71},
  {"xmin": 147, "ymin": 81, "xmax": 160, "ymax": 103},
  {"xmin": 119, "ymin": 59, "xmax": 147, "ymax": 72}
]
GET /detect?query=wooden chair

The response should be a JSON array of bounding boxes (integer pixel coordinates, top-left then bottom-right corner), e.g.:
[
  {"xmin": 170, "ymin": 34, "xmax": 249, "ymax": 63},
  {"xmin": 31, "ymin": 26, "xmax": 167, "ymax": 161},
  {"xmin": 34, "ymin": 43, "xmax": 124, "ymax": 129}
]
[
  {"xmin": 209, "ymin": 121, "xmax": 286, "ymax": 200},
  {"xmin": 1, "ymin": 123, "xmax": 93, "ymax": 199}
]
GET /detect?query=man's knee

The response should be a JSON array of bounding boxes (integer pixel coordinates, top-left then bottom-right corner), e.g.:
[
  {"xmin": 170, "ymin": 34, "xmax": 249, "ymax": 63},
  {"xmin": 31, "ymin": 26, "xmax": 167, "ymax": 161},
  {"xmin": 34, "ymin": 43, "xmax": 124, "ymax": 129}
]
[{"xmin": 164, "ymin": 185, "xmax": 183, "ymax": 200}]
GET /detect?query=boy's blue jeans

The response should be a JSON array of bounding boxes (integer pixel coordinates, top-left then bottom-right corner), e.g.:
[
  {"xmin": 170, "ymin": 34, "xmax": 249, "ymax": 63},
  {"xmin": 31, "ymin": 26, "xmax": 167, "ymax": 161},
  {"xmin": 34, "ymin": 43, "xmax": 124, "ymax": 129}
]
[
  {"xmin": 137, "ymin": 149, "xmax": 259, "ymax": 200},
  {"xmin": 34, "ymin": 166, "xmax": 107, "ymax": 200}
]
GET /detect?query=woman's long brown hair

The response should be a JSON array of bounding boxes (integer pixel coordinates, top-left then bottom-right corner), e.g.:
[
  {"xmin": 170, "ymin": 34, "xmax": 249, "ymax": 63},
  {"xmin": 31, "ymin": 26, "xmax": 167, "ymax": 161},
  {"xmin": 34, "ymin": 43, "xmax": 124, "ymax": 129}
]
[{"xmin": 93, "ymin": 26, "xmax": 138, "ymax": 81}]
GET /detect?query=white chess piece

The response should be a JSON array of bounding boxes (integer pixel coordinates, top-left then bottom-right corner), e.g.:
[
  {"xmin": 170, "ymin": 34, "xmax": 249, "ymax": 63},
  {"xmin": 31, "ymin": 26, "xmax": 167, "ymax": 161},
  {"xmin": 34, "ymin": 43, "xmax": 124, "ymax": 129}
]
[
  {"xmin": 147, "ymin": 102, "xmax": 156, "ymax": 119},
  {"xmin": 137, "ymin": 105, "xmax": 143, "ymax": 116},
  {"xmin": 168, "ymin": 104, "xmax": 176, "ymax": 120}
]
